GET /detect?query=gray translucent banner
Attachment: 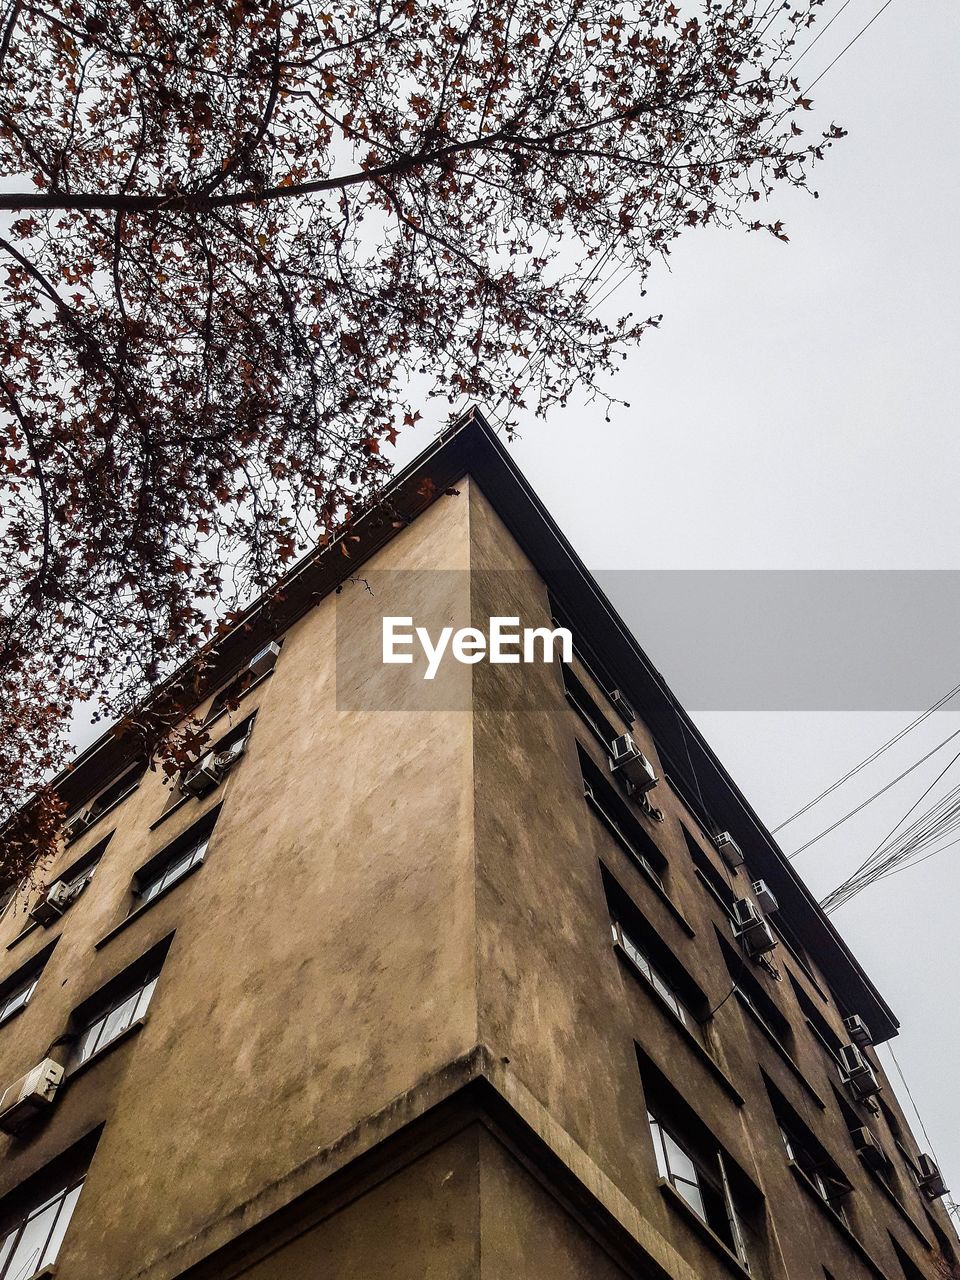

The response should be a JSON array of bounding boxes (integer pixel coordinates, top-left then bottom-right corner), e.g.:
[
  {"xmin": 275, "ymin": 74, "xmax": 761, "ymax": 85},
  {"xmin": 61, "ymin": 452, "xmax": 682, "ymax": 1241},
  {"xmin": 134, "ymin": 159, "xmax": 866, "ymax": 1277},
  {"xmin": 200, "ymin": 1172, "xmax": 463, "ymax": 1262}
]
[{"xmin": 335, "ymin": 569, "xmax": 960, "ymax": 712}]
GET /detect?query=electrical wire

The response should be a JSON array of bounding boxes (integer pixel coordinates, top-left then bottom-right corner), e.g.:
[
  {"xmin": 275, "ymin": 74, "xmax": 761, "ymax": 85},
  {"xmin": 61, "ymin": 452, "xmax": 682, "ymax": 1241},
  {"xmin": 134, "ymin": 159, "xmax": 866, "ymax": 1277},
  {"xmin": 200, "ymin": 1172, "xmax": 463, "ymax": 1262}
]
[
  {"xmin": 786, "ymin": 727, "xmax": 960, "ymax": 859},
  {"xmin": 774, "ymin": 680, "xmax": 960, "ymax": 833},
  {"xmin": 804, "ymin": 0, "xmax": 897, "ymax": 92},
  {"xmin": 821, "ymin": 742, "xmax": 960, "ymax": 912},
  {"xmin": 881, "ymin": 1044, "xmax": 960, "ymax": 1223}
]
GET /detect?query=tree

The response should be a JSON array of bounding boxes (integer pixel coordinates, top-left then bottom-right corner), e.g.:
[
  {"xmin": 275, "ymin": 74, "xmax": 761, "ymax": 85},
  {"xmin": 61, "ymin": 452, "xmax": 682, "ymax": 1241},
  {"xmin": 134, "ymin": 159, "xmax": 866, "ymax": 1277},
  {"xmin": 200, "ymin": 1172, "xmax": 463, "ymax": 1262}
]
[{"xmin": 0, "ymin": 0, "xmax": 841, "ymax": 883}]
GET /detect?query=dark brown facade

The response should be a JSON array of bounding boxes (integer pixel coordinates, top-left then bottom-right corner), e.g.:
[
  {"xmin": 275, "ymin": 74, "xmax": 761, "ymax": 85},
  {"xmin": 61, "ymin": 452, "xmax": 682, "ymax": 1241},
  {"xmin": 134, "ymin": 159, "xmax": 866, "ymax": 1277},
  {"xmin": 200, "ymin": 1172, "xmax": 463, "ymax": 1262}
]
[{"xmin": 0, "ymin": 414, "xmax": 955, "ymax": 1280}]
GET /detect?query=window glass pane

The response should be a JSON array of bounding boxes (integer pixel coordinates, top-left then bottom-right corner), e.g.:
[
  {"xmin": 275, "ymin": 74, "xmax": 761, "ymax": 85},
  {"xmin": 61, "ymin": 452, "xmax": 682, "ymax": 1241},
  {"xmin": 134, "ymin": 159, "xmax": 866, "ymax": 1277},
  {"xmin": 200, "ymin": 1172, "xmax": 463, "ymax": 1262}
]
[
  {"xmin": 39, "ymin": 1183, "xmax": 83, "ymax": 1269},
  {"xmin": 5, "ymin": 1199, "xmax": 60, "ymax": 1280},
  {"xmin": 0, "ymin": 1231, "xmax": 14, "ymax": 1273},
  {"xmin": 97, "ymin": 992, "xmax": 140, "ymax": 1049},
  {"xmin": 674, "ymin": 1175, "xmax": 706, "ymax": 1220},
  {"xmin": 74, "ymin": 1018, "xmax": 104, "ymax": 1065},
  {"xmin": 132, "ymin": 976, "xmax": 158, "ymax": 1023},
  {"xmin": 648, "ymin": 1115, "xmax": 670, "ymax": 1180},
  {"xmin": 663, "ymin": 1130, "xmax": 699, "ymax": 1188}
]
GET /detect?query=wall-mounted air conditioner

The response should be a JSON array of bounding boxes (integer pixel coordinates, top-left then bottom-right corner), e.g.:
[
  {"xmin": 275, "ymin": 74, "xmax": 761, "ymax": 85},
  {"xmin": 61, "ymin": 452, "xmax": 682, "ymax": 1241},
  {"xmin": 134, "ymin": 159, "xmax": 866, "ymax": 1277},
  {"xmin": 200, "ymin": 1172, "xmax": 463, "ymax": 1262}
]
[
  {"xmin": 608, "ymin": 735, "xmax": 658, "ymax": 795},
  {"xmin": 29, "ymin": 879, "xmax": 83, "ymax": 927},
  {"xmin": 917, "ymin": 1153, "xmax": 949, "ymax": 1199},
  {"xmin": 839, "ymin": 1044, "xmax": 882, "ymax": 1100},
  {"xmin": 850, "ymin": 1125, "xmax": 886, "ymax": 1171},
  {"xmin": 247, "ymin": 641, "xmax": 281, "ymax": 680},
  {"xmin": 180, "ymin": 738, "xmax": 248, "ymax": 798},
  {"xmin": 843, "ymin": 1014, "xmax": 872, "ymax": 1048},
  {"xmin": 732, "ymin": 897, "xmax": 777, "ymax": 956},
  {"xmin": 715, "ymin": 831, "xmax": 745, "ymax": 870},
  {"xmin": 751, "ymin": 880, "xmax": 779, "ymax": 914},
  {"xmin": 0, "ymin": 1060, "xmax": 64, "ymax": 1133}
]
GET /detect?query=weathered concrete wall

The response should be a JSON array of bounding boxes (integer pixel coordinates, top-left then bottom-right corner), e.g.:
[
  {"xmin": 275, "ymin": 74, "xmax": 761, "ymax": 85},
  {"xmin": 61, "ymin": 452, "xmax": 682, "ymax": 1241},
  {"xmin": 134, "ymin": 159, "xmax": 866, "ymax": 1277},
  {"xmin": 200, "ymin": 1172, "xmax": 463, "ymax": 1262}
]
[{"xmin": 0, "ymin": 487, "xmax": 479, "ymax": 1280}]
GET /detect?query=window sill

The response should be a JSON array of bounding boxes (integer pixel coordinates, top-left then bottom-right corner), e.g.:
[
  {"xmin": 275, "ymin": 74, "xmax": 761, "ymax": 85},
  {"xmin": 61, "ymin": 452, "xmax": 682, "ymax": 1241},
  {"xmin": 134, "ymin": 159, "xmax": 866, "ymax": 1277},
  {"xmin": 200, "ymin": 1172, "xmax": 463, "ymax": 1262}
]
[
  {"xmin": 95, "ymin": 862, "xmax": 202, "ymax": 950},
  {"xmin": 787, "ymin": 1163, "xmax": 890, "ymax": 1279},
  {"xmin": 6, "ymin": 920, "xmax": 40, "ymax": 951},
  {"xmin": 27, "ymin": 1266, "xmax": 57, "ymax": 1280},
  {"xmin": 657, "ymin": 1179, "xmax": 752, "ymax": 1278},
  {"xmin": 860, "ymin": 1157, "xmax": 931, "ymax": 1249},
  {"xmin": 67, "ymin": 1016, "xmax": 147, "ymax": 1081},
  {"xmin": 150, "ymin": 792, "xmax": 192, "ymax": 831},
  {"xmin": 734, "ymin": 990, "xmax": 825, "ymax": 1110},
  {"xmin": 615, "ymin": 947, "xmax": 744, "ymax": 1107}
]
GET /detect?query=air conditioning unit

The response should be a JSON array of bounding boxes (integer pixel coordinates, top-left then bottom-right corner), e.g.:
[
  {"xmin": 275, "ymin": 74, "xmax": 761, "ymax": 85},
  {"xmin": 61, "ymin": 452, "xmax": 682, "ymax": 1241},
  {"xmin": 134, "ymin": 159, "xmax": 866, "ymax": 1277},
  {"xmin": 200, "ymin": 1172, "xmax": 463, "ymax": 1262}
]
[
  {"xmin": 0, "ymin": 1059, "xmax": 65, "ymax": 1133},
  {"xmin": 62, "ymin": 810, "xmax": 90, "ymax": 844},
  {"xmin": 715, "ymin": 831, "xmax": 745, "ymax": 870},
  {"xmin": 608, "ymin": 735, "xmax": 658, "ymax": 795},
  {"xmin": 29, "ymin": 879, "xmax": 81, "ymax": 927},
  {"xmin": 839, "ymin": 1044, "xmax": 882, "ymax": 1100},
  {"xmin": 850, "ymin": 1125, "xmax": 887, "ymax": 1171},
  {"xmin": 843, "ymin": 1014, "xmax": 872, "ymax": 1048},
  {"xmin": 732, "ymin": 897, "xmax": 777, "ymax": 956},
  {"xmin": 179, "ymin": 752, "xmax": 225, "ymax": 798},
  {"xmin": 247, "ymin": 641, "xmax": 281, "ymax": 679},
  {"xmin": 917, "ymin": 1153, "xmax": 949, "ymax": 1199},
  {"xmin": 751, "ymin": 880, "xmax": 779, "ymax": 914},
  {"xmin": 179, "ymin": 738, "xmax": 247, "ymax": 798}
]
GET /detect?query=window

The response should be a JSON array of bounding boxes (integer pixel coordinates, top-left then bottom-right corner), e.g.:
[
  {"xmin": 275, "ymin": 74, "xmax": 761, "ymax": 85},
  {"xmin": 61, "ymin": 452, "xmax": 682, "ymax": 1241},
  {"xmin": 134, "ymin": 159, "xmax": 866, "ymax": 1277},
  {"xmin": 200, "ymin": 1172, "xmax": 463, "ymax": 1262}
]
[
  {"xmin": 648, "ymin": 1113, "xmax": 753, "ymax": 1261},
  {"xmin": 160, "ymin": 712, "xmax": 256, "ymax": 815},
  {"xmin": 779, "ymin": 1123, "xmax": 851, "ymax": 1222},
  {"xmin": 561, "ymin": 664, "xmax": 621, "ymax": 750},
  {"xmin": 578, "ymin": 747, "xmax": 667, "ymax": 890},
  {"xmin": 718, "ymin": 933, "xmax": 793, "ymax": 1051},
  {"xmin": 74, "ymin": 973, "xmax": 158, "ymax": 1066},
  {"xmin": 0, "ymin": 969, "xmax": 40, "ymax": 1026},
  {"xmin": 603, "ymin": 865, "xmax": 707, "ymax": 1042},
  {"xmin": 614, "ymin": 923, "xmax": 696, "ymax": 1027},
  {"xmin": 766, "ymin": 1075, "xmax": 852, "ymax": 1224},
  {"xmin": 71, "ymin": 939, "xmax": 170, "ymax": 1068},
  {"xmin": 86, "ymin": 764, "xmax": 143, "ymax": 825},
  {"xmin": 788, "ymin": 973, "xmax": 844, "ymax": 1063},
  {"xmin": 683, "ymin": 827, "xmax": 737, "ymax": 912},
  {"xmin": 0, "ymin": 1178, "xmax": 84, "ymax": 1279},
  {"xmin": 640, "ymin": 1051, "xmax": 767, "ymax": 1273},
  {"xmin": 548, "ymin": 594, "xmax": 635, "ymax": 721},
  {"xmin": 132, "ymin": 809, "xmax": 219, "ymax": 912},
  {"xmin": 0, "ymin": 945, "xmax": 55, "ymax": 1027}
]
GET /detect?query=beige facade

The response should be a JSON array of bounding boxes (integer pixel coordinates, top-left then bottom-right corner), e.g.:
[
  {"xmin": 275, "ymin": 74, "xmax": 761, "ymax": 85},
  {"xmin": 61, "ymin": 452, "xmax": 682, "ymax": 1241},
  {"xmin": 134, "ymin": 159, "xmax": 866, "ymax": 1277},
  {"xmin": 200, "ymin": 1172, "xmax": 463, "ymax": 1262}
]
[{"xmin": 0, "ymin": 415, "xmax": 955, "ymax": 1280}]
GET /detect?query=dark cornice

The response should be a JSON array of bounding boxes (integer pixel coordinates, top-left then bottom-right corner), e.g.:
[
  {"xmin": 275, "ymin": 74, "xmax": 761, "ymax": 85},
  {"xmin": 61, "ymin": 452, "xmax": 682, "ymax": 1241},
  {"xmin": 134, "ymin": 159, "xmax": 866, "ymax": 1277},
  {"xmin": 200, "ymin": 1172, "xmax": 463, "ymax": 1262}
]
[{"xmin": 52, "ymin": 406, "xmax": 899, "ymax": 1042}]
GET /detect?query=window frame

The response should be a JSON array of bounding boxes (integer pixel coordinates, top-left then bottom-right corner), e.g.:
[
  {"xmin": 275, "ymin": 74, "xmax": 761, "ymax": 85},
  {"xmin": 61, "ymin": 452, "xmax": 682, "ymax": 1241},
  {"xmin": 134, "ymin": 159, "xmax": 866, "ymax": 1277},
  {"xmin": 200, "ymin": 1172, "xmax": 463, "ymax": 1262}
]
[
  {"xmin": 0, "ymin": 1177, "xmax": 84, "ymax": 1280},
  {"xmin": 134, "ymin": 831, "xmax": 209, "ymax": 911},
  {"xmin": 69, "ymin": 939, "xmax": 171, "ymax": 1071},
  {"xmin": 612, "ymin": 921, "xmax": 695, "ymax": 1029},
  {"xmin": 648, "ymin": 1111, "xmax": 753, "ymax": 1270}
]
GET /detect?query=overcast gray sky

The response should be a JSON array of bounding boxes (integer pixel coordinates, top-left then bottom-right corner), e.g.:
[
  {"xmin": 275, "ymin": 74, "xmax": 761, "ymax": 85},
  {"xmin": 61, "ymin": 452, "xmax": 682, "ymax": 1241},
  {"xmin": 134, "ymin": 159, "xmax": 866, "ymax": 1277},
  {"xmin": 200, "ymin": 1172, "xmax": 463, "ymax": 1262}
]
[{"xmin": 403, "ymin": 0, "xmax": 960, "ymax": 1211}]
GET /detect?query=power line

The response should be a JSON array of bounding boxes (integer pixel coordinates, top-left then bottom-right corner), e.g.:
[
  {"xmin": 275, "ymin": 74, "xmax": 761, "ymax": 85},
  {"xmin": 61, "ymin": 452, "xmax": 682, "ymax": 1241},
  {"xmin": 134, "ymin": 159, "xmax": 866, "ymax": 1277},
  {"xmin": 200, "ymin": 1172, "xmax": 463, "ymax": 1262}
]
[
  {"xmin": 881, "ymin": 1044, "xmax": 960, "ymax": 1224},
  {"xmin": 790, "ymin": 0, "xmax": 857, "ymax": 71},
  {"xmin": 774, "ymin": 681, "xmax": 960, "ymax": 834},
  {"xmin": 787, "ymin": 727, "xmax": 960, "ymax": 860},
  {"xmin": 822, "ymin": 742, "xmax": 960, "ymax": 912},
  {"xmin": 804, "ymin": 0, "xmax": 897, "ymax": 93}
]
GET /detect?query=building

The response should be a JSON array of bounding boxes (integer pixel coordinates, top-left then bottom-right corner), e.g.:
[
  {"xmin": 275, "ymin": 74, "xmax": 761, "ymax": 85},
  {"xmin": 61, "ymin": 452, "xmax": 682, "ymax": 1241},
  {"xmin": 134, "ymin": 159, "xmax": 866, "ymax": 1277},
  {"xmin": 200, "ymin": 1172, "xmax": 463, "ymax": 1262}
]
[{"xmin": 0, "ymin": 409, "xmax": 954, "ymax": 1280}]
